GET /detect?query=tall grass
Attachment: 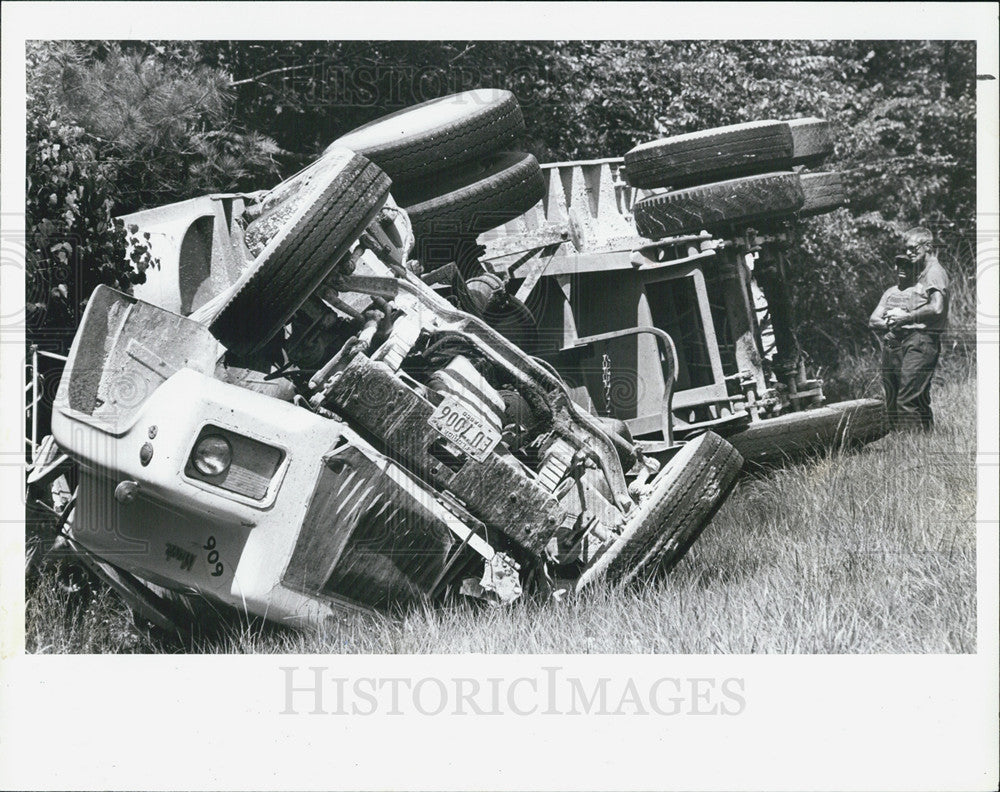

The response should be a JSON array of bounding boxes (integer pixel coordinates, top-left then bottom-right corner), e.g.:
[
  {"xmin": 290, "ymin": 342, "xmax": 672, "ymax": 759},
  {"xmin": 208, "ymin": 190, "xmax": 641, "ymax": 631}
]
[{"xmin": 25, "ymin": 368, "xmax": 977, "ymax": 654}]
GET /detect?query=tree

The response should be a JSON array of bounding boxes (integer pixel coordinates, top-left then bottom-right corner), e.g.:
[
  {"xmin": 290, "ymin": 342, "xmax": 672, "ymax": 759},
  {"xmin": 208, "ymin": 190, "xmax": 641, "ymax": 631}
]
[
  {"xmin": 26, "ymin": 43, "xmax": 143, "ymax": 340},
  {"xmin": 26, "ymin": 39, "xmax": 976, "ymax": 373},
  {"xmin": 26, "ymin": 41, "xmax": 285, "ymax": 335}
]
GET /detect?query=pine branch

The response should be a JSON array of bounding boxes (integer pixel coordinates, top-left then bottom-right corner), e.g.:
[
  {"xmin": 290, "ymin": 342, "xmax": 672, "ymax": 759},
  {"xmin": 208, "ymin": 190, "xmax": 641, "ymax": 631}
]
[
  {"xmin": 229, "ymin": 63, "xmax": 319, "ymax": 87},
  {"xmin": 448, "ymin": 43, "xmax": 476, "ymax": 64}
]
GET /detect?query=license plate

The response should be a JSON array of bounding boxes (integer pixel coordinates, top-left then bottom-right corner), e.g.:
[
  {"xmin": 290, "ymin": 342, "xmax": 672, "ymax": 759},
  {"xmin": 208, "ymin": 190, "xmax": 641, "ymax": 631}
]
[{"xmin": 428, "ymin": 397, "xmax": 502, "ymax": 462}]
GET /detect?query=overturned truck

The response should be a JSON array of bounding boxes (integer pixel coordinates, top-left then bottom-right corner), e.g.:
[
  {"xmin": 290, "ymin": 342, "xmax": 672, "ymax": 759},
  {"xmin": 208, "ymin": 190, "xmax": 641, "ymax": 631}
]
[
  {"xmin": 31, "ymin": 90, "xmax": 883, "ymax": 631},
  {"xmin": 329, "ymin": 92, "xmax": 885, "ymax": 465}
]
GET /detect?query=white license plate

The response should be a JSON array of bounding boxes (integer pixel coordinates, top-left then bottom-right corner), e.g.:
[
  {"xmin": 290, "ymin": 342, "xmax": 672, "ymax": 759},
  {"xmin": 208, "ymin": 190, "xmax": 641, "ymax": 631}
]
[{"xmin": 428, "ymin": 397, "xmax": 502, "ymax": 462}]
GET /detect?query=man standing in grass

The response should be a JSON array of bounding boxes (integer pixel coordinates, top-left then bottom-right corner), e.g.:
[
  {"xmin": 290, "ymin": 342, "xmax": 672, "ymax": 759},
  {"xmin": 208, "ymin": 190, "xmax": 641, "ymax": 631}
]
[{"xmin": 869, "ymin": 227, "xmax": 950, "ymax": 431}]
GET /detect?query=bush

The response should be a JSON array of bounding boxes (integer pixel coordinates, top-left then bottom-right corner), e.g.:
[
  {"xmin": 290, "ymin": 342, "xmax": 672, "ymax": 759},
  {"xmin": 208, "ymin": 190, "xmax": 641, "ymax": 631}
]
[
  {"xmin": 46, "ymin": 42, "xmax": 282, "ymax": 213},
  {"xmin": 26, "ymin": 40, "xmax": 283, "ymax": 333},
  {"xmin": 26, "ymin": 110, "xmax": 149, "ymax": 325}
]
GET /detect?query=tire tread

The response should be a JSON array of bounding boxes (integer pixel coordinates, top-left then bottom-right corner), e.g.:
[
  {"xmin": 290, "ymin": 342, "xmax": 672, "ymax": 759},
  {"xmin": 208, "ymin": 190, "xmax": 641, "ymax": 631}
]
[
  {"xmin": 210, "ymin": 154, "xmax": 390, "ymax": 354},
  {"xmin": 404, "ymin": 152, "xmax": 545, "ymax": 237},
  {"xmin": 625, "ymin": 118, "xmax": 832, "ymax": 190},
  {"xmin": 577, "ymin": 432, "xmax": 743, "ymax": 590},
  {"xmin": 632, "ymin": 172, "xmax": 805, "ymax": 238},
  {"xmin": 798, "ymin": 171, "xmax": 846, "ymax": 217},
  {"xmin": 334, "ymin": 91, "xmax": 524, "ymax": 187}
]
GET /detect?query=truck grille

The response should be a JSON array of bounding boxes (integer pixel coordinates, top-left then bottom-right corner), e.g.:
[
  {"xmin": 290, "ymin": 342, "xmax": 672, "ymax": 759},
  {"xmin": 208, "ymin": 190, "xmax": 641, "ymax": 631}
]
[{"xmin": 283, "ymin": 445, "xmax": 457, "ymax": 609}]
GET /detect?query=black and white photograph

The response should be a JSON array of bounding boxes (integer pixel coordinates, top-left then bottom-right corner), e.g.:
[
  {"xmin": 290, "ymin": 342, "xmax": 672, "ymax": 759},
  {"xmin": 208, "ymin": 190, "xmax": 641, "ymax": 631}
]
[{"xmin": 1, "ymin": 3, "xmax": 997, "ymax": 790}]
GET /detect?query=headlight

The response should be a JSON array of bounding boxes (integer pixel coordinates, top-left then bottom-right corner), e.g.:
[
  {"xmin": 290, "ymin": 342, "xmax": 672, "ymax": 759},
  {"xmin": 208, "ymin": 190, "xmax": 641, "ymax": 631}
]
[
  {"xmin": 191, "ymin": 435, "xmax": 232, "ymax": 476},
  {"xmin": 185, "ymin": 425, "xmax": 284, "ymax": 500}
]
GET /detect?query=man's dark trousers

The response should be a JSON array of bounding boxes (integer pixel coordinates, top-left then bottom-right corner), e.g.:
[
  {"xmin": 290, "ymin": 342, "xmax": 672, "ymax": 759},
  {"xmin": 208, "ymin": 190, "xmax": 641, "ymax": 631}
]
[{"xmin": 881, "ymin": 330, "xmax": 941, "ymax": 430}]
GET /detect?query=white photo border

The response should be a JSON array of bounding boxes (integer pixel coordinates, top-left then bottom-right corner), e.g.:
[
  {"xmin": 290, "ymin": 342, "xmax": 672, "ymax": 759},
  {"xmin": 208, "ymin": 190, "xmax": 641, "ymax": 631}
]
[{"xmin": 1, "ymin": 3, "xmax": 997, "ymax": 790}]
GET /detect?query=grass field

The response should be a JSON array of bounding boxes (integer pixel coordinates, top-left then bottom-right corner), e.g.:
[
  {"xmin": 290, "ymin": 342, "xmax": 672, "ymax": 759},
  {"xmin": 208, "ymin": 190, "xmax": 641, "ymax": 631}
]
[{"xmin": 24, "ymin": 362, "xmax": 977, "ymax": 655}]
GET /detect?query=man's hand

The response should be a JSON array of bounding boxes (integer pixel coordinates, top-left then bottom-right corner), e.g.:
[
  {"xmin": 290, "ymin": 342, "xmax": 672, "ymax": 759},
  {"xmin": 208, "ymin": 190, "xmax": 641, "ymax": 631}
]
[{"xmin": 884, "ymin": 308, "xmax": 908, "ymax": 328}]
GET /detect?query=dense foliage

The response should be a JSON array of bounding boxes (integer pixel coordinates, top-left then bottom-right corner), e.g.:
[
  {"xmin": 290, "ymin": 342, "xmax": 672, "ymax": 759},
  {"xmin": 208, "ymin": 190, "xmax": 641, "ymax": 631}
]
[
  {"xmin": 25, "ymin": 39, "xmax": 976, "ymax": 366},
  {"xmin": 27, "ymin": 43, "xmax": 140, "ymax": 338},
  {"xmin": 201, "ymin": 40, "xmax": 976, "ymax": 362},
  {"xmin": 25, "ymin": 41, "xmax": 281, "ymax": 343}
]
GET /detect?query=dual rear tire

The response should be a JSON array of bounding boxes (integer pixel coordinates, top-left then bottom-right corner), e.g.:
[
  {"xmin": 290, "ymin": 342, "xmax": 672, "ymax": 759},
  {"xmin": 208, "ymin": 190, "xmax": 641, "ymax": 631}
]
[
  {"xmin": 625, "ymin": 118, "xmax": 845, "ymax": 238},
  {"xmin": 331, "ymin": 89, "xmax": 545, "ymax": 239},
  {"xmin": 624, "ymin": 117, "xmax": 833, "ymax": 190}
]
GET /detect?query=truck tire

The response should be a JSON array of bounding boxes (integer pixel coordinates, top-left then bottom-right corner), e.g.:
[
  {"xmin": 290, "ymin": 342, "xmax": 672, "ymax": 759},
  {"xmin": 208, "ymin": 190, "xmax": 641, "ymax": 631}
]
[
  {"xmin": 624, "ymin": 117, "xmax": 833, "ymax": 190},
  {"xmin": 798, "ymin": 171, "xmax": 847, "ymax": 218},
  {"xmin": 403, "ymin": 151, "xmax": 545, "ymax": 238},
  {"xmin": 727, "ymin": 398, "xmax": 887, "ymax": 467},
  {"xmin": 576, "ymin": 431, "xmax": 742, "ymax": 591},
  {"xmin": 210, "ymin": 149, "xmax": 390, "ymax": 356},
  {"xmin": 329, "ymin": 89, "xmax": 524, "ymax": 189},
  {"xmin": 632, "ymin": 172, "xmax": 804, "ymax": 239},
  {"xmin": 787, "ymin": 118, "xmax": 835, "ymax": 164}
]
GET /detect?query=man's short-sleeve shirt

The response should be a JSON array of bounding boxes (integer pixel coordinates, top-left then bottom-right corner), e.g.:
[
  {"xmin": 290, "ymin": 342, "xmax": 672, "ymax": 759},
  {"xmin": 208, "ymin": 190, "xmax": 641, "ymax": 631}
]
[
  {"xmin": 914, "ymin": 257, "xmax": 949, "ymax": 332},
  {"xmin": 886, "ymin": 256, "xmax": 950, "ymax": 333}
]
